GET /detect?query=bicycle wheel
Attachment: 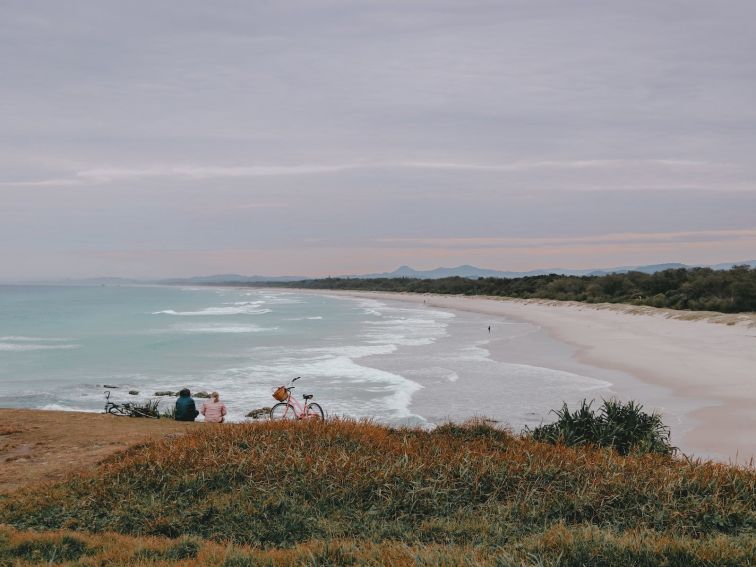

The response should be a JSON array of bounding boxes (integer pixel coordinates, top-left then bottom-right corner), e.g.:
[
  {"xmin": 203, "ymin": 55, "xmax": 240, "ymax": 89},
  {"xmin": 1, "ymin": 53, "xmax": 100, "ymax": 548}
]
[
  {"xmin": 305, "ymin": 403, "xmax": 324, "ymax": 421},
  {"xmin": 270, "ymin": 403, "xmax": 297, "ymax": 420},
  {"xmin": 107, "ymin": 405, "xmax": 126, "ymax": 416}
]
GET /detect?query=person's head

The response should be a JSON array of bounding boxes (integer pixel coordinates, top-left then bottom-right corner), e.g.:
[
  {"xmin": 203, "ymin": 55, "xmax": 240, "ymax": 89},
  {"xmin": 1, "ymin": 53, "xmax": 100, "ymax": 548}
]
[
  {"xmin": 179, "ymin": 388, "xmax": 190, "ymax": 397},
  {"xmin": 211, "ymin": 391, "xmax": 219, "ymax": 402}
]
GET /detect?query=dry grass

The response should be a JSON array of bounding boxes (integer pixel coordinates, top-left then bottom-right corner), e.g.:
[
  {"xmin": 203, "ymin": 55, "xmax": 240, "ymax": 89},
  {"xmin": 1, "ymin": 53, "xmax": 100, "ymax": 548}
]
[
  {"xmin": 1, "ymin": 524, "xmax": 754, "ymax": 566},
  {"xmin": 0, "ymin": 419, "xmax": 754, "ymax": 565}
]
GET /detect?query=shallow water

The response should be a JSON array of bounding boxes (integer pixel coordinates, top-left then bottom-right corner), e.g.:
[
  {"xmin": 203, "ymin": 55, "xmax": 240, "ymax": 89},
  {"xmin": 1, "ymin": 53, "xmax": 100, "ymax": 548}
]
[{"xmin": 0, "ymin": 285, "xmax": 614, "ymax": 428}]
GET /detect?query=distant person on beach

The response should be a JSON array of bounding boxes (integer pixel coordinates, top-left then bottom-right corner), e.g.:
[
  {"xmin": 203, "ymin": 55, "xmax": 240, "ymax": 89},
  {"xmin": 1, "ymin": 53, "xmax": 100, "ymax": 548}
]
[
  {"xmin": 201, "ymin": 391, "xmax": 227, "ymax": 423},
  {"xmin": 488, "ymin": 325, "xmax": 491, "ymax": 333},
  {"xmin": 175, "ymin": 389, "xmax": 199, "ymax": 421}
]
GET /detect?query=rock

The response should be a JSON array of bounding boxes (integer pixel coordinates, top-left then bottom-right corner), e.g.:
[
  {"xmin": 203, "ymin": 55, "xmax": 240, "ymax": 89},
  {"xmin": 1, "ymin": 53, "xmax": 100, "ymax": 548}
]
[
  {"xmin": 128, "ymin": 390, "xmax": 139, "ymax": 395},
  {"xmin": 103, "ymin": 385, "xmax": 118, "ymax": 389},
  {"xmin": 154, "ymin": 391, "xmax": 175, "ymax": 396},
  {"xmin": 194, "ymin": 391, "xmax": 211, "ymax": 398},
  {"xmin": 246, "ymin": 407, "xmax": 272, "ymax": 419}
]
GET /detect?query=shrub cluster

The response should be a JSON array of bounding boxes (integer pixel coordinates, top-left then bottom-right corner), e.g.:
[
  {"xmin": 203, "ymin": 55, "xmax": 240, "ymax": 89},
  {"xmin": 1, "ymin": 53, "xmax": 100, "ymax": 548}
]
[
  {"xmin": 128, "ymin": 399, "xmax": 161, "ymax": 418},
  {"xmin": 526, "ymin": 399, "xmax": 675, "ymax": 456}
]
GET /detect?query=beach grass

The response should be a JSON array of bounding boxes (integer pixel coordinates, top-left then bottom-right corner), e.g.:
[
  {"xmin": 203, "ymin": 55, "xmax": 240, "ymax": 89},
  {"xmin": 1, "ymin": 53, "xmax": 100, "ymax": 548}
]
[
  {"xmin": 526, "ymin": 399, "xmax": 675, "ymax": 456},
  {"xmin": 1, "ymin": 419, "xmax": 754, "ymax": 565}
]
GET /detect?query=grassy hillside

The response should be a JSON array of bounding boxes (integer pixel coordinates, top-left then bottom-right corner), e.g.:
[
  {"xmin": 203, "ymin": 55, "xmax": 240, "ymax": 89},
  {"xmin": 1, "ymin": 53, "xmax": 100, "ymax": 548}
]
[{"xmin": 1, "ymin": 419, "xmax": 754, "ymax": 566}]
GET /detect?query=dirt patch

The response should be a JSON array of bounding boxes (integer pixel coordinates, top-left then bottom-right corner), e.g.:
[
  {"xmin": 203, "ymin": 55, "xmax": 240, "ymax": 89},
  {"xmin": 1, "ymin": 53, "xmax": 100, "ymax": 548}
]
[{"xmin": 0, "ymin": 409, "xmax": 201, "ymax": 494}]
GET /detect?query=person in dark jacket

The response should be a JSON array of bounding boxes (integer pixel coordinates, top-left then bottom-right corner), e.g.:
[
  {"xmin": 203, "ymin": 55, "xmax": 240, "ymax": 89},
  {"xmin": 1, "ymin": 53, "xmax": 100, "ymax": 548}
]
[{"xmin": 175, "ymin": 388, "xmax": 199, "ymax": 421}]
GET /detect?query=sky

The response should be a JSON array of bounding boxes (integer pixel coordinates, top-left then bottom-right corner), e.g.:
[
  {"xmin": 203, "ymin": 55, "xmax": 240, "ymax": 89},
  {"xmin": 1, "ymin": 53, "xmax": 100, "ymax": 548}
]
[{"xmin": 1, "ymin": 0, "xmax": 755, "ymax": 279}]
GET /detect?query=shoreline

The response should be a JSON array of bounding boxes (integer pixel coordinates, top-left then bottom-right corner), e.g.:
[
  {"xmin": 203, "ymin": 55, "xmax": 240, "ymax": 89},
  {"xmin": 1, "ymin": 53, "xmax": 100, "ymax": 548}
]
[{"xmin": 294, "ymin": 289, "xmax": 756, "ymax": 464}]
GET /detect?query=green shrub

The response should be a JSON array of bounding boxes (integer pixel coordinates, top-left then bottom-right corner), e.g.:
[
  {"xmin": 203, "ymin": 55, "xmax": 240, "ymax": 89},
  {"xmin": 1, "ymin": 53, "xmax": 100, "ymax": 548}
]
[
  {"xmin": 129, "ymin": 398, "xmax": 161, "ymax": 418},
  {"xmin": 526, "ymin": 399, "xmax": 675, "ymax": 455}
]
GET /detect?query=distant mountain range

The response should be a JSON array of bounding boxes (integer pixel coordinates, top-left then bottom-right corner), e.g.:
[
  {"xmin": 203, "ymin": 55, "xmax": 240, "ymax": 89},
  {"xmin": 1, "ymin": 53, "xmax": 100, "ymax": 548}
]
[
  {"xmin": 8, "ymin": 260, "xmax": 755, "ymax": 285},
  {"xmin": 354, "ymin": 260, "xmax": 756, "ymax": 280}
]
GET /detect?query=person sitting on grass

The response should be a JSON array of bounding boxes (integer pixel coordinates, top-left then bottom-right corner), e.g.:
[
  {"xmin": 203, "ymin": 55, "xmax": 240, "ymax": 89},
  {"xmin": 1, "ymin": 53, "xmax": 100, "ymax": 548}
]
[
  {"xmin": 201, "ymin": 391, "xmax": 227, "ymax": 423},
  {"xmin": 175, "ymin": 388, "xmax": 199, "ymax": 422}
]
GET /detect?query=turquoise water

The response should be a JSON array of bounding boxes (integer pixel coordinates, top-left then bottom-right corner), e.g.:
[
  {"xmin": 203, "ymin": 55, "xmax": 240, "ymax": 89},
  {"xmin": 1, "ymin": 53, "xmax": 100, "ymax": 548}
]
[
  {"xmin": 0, "ymin": 285, "xmax": 611, "ymax": 426},
  {"xmin": 0, "ymin": 285, "xmax": 448, "ymax": 422}
]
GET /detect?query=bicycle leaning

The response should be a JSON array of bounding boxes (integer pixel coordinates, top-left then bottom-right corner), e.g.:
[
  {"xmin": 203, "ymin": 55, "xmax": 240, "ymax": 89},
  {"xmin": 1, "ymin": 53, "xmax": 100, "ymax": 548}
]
[
  {"xmin": 269, "ymin": 377, "xmax": 324, "ymax": 420},
  {"xmin": 104, "ymin": 390, "xmax": 160, "ymax": 419}
]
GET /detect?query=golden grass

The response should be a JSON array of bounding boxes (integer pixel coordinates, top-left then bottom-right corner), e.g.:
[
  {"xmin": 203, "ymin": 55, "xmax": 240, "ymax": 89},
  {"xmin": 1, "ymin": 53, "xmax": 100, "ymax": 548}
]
[{"xmin": 1, "ymin": 419, "xmax": 754, "ymax": 566}]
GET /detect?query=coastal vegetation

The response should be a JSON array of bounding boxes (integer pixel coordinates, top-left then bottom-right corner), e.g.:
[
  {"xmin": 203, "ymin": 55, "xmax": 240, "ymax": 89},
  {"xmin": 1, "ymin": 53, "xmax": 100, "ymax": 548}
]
[
  {"xmin": 258, "ymin": 265, "xmax": 756, "ymax": 313},
  {"xmin": 1, "ymin": 419, "xmax": 754, "ymax": 566},
  {"xmin": 526, "ymin": 399, "xmax": 675, "ymax": 456}
]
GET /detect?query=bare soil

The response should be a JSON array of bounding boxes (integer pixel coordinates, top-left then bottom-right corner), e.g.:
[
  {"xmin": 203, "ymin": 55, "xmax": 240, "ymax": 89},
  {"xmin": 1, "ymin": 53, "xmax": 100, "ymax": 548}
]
[{"xmin": 0, "ymin": 409, "xmax": 199, "ymax": 494}]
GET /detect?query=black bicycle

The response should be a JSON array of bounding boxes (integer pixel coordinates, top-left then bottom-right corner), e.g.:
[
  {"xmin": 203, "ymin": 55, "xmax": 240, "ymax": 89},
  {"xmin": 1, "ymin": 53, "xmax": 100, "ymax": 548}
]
[{"xmin": 104, "ymin": 390, "xmax": 160, "ymax": 419}]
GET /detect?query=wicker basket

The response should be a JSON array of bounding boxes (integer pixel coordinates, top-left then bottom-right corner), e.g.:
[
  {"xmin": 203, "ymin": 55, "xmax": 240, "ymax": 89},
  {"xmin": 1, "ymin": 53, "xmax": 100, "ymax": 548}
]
[{"xmin": 272, "ymin": 386, "xmax": 289, "ymax": 402}]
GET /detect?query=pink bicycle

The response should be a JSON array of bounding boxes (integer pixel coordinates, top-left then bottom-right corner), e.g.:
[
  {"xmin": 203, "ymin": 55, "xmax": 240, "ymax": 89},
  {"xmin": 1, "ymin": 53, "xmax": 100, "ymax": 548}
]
[{"xmin": 270, "ymin": 376, "xmax": 325, "ymax": 420}]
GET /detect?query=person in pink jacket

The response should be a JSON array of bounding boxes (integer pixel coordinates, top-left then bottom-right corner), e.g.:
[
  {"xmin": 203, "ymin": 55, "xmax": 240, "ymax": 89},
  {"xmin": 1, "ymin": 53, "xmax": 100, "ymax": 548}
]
[{"xmin": 201, "ymin": 392, "xmax": 227, "ymax": 423}]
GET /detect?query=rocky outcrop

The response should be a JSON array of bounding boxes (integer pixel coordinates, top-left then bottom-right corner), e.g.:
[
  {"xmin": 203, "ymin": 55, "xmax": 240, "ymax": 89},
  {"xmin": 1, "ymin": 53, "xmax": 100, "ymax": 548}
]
[
  {"xmin": 128, "ymin": 390, "xmax": 139, "ymax": 395},
  {"xmin": 194, "ymin": 391, "xmax": 211, "ymax": 399},
  {"xmin": 154, "ymin": 391, "xmax": 175, "ymax": 397},
  {"xmin": 246, "ymin": 407, "xmax": 271, "ymax": 419}
]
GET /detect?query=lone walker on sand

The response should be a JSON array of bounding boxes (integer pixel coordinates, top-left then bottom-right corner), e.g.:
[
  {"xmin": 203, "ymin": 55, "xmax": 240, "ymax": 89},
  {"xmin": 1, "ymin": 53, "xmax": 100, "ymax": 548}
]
[
  {"xmin": 175, "ymin": 388, "xmax": 199, "ymax": 422},
  {"xmin": 201, "ymin": 391, "xmax": 227, "ymax": 423}
]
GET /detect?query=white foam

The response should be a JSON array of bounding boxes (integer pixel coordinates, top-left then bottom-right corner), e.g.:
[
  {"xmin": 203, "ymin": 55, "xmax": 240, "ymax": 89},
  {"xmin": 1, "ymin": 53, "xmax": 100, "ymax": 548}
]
[
  {"xmin": 39, "ymin": 403, "xmax": 98, "ymax": 412},
  {"xmin": 176, "ymin": 324, "xmax": 276, "ymax": 334},
  {"xmin": 226, "ymin": 354, "xmax": 424, "ymax": 420},
  {"xmin": 258, "ymin": 293, "xmax": 304, "ymax": 305},
  {"xmin": 0, "ymin": 336, "xmax": 70, "ymax": 342},
  {"xmin": 152, "ymin": 305, "xmax": 272, "ymax": 316},
  {"xmin": 501, "ymin": 362, "xmax": 612, "ymax": 392},
  {"xmin": 0, "ymin": 342, "xmax": 80, "ymax": 351}
]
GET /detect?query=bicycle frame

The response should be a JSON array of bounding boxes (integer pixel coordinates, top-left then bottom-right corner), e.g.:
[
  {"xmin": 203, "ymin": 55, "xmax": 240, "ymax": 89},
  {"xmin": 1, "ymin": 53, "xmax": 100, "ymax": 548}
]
[
  {"xmin": 273, "ymin": 377, "xmax": 322, "ymax": 420},
  {"xmin": 279, "ymin": 393, "xmax": 310, "ymax": 419}
]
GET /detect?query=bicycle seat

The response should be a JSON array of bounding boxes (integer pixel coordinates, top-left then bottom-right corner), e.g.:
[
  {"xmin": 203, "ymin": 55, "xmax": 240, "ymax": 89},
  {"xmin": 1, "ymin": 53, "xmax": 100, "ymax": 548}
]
[{"xmin": 303, "ymin": 394, "xmax": 313, "ymax": 400}]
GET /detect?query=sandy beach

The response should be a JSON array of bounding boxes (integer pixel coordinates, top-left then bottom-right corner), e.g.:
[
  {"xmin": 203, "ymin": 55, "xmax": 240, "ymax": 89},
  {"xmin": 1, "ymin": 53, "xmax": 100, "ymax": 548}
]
[{"xmin": 313, "ymin": 290, "xmax": 756, "ymax": 464}]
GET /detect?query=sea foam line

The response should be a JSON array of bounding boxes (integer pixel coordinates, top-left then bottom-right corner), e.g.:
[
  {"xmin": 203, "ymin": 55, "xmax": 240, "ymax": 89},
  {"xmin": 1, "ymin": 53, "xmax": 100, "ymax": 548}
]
[
  {"xmin": 0, "ymin": 343, "xmax": 80, "ymax": 351},
  {"xmin": 0, "ymin": 336, "xmax": 69, "ymax": 341},
  {"xmin": 152, "ymin": 305, "xmax": 272, "ymax": 316}
]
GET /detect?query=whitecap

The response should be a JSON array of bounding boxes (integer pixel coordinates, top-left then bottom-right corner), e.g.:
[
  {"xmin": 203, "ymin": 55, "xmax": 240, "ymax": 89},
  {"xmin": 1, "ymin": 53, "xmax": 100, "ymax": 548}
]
[
  {"xmin": 175, "ymin": 324, "xmax": 276, "ymax": 334},
  {"xmin": 0, "ymin": 342, "xmax": 80, "ymax": 351},
  {"xmin": 39, "ymin": 403, "xmax": 98, "ymax": 412},
  {"xmin": 152, "ymin": 305, "xmax": 272, "ymax": 316},
  {"xmin": 0, "ymin": 336, "xmax": 69, "ymax": 341}
]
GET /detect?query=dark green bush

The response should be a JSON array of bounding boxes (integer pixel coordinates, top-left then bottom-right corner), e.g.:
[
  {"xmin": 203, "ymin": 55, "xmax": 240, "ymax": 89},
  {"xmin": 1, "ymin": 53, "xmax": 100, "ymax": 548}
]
[{"xmin": 527, "ymin": 399, "xmax": 674, "ymax": 455}]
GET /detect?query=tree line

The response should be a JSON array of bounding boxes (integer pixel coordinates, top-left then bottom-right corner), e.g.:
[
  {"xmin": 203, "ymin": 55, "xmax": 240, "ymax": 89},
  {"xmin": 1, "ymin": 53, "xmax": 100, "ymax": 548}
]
[{"xmin": 253, "ymin": 265, "xmax": 756, "ymax": 313}]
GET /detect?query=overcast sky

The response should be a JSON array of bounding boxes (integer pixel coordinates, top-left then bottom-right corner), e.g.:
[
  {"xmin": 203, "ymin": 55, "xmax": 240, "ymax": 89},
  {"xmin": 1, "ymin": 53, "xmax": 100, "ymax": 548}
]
[{"xmin": 1, "ymin": 0, "xmax": 755, "ymax": 279}]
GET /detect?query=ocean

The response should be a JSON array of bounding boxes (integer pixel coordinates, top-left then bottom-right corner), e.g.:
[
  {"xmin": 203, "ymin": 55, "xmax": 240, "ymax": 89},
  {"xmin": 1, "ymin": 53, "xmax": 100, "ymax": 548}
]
[{"xmin": 0, "ymin": 285, "xmax": 613, "ymax": 428}]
